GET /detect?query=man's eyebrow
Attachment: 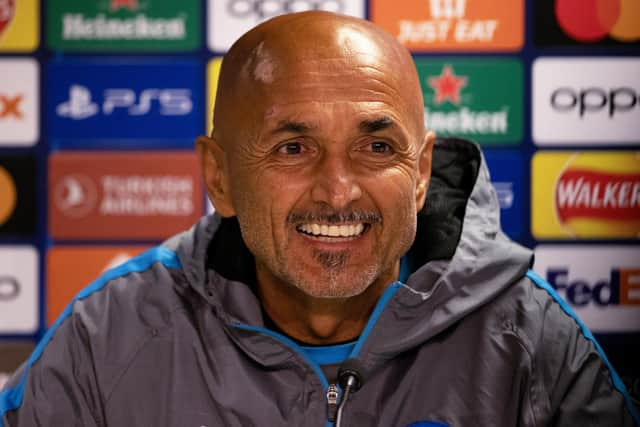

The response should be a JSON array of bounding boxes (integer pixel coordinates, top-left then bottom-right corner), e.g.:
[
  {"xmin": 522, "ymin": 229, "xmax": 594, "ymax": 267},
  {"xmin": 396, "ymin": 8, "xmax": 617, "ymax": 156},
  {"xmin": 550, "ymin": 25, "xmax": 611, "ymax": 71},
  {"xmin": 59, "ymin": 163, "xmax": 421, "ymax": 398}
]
[
  {"xmin": 271, "ymin": 120, "xmax": 314, "ymax": 134},
  {"xmin": 359, "ymin": 116, "xmax": 395, "ymax": 133}
]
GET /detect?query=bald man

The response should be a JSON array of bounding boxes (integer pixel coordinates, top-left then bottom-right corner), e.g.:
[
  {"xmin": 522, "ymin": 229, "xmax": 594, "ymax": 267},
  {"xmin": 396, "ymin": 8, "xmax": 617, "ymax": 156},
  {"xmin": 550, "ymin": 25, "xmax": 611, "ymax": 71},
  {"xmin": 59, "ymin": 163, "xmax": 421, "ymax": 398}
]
[{"xmin": 1, "ymin": 11, "xmax": 637, "ymax": 427}]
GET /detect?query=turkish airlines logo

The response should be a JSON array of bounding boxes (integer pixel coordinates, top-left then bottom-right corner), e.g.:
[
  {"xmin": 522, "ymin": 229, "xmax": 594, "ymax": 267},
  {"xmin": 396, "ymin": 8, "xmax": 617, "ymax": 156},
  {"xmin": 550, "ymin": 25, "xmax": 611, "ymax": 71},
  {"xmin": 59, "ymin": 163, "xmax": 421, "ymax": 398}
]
[
  {"xmin": 555, "ymin": 0, "xmax": 639, "ymax": 42},
  {"xmin": 54, "ymin": 174, "xmax": 98, "ymax": 219},
  {"xmin": 0, "ymin": 0, "xmax": 15, "ymax": 37},
  {"xmin": 556, "ymin": 169, "xmax": 640, "ymax": 223},
  {"xmin": 0, "ymin": 93, "xmax": 23, "ymax": 120},
  {"xmin": 227, "ymin": 0, "xmax": 344, "ymax": 20},
  {"xmin": 427, "ymin": 64, "xmax": 467, "ymax": 105},
  {"xmin": 56, "ymin": 85, "xmax": 193, "ymax": 120}
]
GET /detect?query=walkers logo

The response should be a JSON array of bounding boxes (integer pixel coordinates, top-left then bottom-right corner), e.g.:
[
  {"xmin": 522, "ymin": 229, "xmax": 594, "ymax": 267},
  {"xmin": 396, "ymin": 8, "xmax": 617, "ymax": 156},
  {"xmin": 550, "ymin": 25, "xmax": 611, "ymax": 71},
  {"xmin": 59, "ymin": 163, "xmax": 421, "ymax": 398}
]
[
  {"xmin": 48, "ymin": 60, "xmax": 203, "ymax": 145},
  {"xmin": 416, "ymin": 58, "xmax": 522, "ymax": 144},
  {"xmin": 47, "ymin": 246, "xmax": 148, "ymax": 325},
  {"xmin": 0, "ymin": 0, "xmax": 38, "ymax": 51},
  {"xmin": 0, "ymin": 156, "xmax": 37, "ymax": 237},
  {"xmin": 534, "ymin": 245, "xmax": 640, "ymax": 332},
  {"xmin": 0, "ymin": 58, "xmax": 38, "ymax": 146},
  {"xmin": 531, "ymin": 151, "xmax": 640, "ymax": 239},
  {"xmin": 534, "ymin": 0, "xmax": 639, "ymax": 47},
  {"xmin": 0, "ymin": 246, "xmax": 38, "ymax": 333},
  {"xmin": 47, "ymin": 0, "xmax": 200, "ymax": 51},
  {"xmin": 49, "ymin": 151, "xmax": 203, "ymax": 240},
  {"xmin": 484, "ymin": 149, "xmax": 524, "ymax": 239},
  {"xmin": 206, "ymin": 58, "xmax": 222, "ymax": 135},
  {"xmin": 533, "ymin": 58, "xmax": 640, "ymax": 145},
  {"xmin": 371, "ymin": 0, "xmax": 523, "ymax": 51},
  {"xmin": 208, "ymin": 0, "xmax": 365, "ymax": 51}
]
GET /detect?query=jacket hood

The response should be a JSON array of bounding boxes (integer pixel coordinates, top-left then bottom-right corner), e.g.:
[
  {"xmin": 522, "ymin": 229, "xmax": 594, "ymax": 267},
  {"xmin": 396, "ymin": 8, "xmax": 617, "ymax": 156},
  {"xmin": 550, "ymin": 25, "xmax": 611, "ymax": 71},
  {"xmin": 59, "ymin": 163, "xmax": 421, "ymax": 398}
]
[{"xmin": 171, "ymin": 137, "xmax": 532, "ymax": 365}]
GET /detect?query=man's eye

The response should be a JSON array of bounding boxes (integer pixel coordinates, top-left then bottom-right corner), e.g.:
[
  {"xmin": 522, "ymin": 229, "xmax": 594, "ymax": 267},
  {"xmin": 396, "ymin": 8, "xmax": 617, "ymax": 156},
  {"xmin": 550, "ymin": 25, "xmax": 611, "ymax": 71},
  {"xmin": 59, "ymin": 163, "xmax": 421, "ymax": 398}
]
[
  {"xmin": 370, "ymin": 141, "xmax": 392, "ymax": 153},
  {"xmin": 277, "ymin": 142, "xmax": 303, "ymax": 155}
]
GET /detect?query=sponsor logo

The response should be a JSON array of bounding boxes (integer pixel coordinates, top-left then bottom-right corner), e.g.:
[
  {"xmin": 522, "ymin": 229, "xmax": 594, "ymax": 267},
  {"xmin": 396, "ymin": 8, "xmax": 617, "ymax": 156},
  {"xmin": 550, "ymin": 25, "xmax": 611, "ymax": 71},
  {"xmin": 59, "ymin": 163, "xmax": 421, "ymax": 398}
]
[
  {"xmin": 0, "ymin": 275, "xmax": 19, "ymax": 301},
  {"xmin": 0, "ymin": 0, "xmax": 38, "ymax": 51},
  {"xmin": 370, "ymin": 0, "xmax": 523, "ymax": 51},
  {"xmin": 206, "ymin": 58, "xmax": 223, "ymax": 135},
  {"xmin": 484, "ymin": 149, "xmax": 524, "ymax": 239},
  {"xmin": 46, "ymin": 246, "xmax": 147, "ymax": 325},
  {"xmin": 208, "ymin": 0, "xmax": 364, "ymax": 51},
  {"xmin": 534, "ymin": 0, "xmax": 639, "ymax": 46},
  {"xmin": 0, "ymin": 58, "xmax": 38, "ymax": 146},
  {"xmin": 0, "ymin": 246, "xmax": 38, "ymax": 333},
  {"xmin": 48, "ymin": 151, "xmax": 203, "ymax": 240},
  {"xmin": 53, "ymin": 174, "xmax": 98, "ymax": 218},
  {"xmin": 48, "ymin": 60, "xmax": 202, "ymax": 144},
  {"xmin": 533, "ymin": 58, "xmax": 640, "ymax": 145},
  {"xmin": 535, "ymin": 245, "xmax": 640, "ymax": 332},
  {"xmin": 48, "ymin": 0, "xmax": 199, "ymax": 51},
  {"xmin": 0, "ymin": 0, "xmax": 16, "ymax": 37},
  {"xmin": 531, "ymin": 151, "xmax": 640, "ymax": 239},
  {"xmin": 227, "ymin": 0, "xmax": 344, "ymax": 19},
  {"xmin": 56, "ymin": 85, "xmax": 192, "ymax": 120},
  {"xmin": 0, "ymin": 165, "xmax": 16, "ymax": 226},
  {"xmin": 417, "ymin": 58, "xmax": 522, "ymax": 144},
  {"xmin": 0, "ymin": 156, "xmax": 37, "ymax": 237}
]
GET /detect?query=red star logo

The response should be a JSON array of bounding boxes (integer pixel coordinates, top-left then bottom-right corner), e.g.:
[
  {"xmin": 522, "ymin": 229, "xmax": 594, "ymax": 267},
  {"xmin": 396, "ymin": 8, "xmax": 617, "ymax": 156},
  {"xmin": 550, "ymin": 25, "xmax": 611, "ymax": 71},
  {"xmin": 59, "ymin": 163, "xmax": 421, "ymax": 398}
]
[
  {"xmin": 427, "ymin": 65, "xmax": 468, "ymax": 105},
  {"xmin": 110, "ymin": 0, "xmax": 138, "ymax": 11}
]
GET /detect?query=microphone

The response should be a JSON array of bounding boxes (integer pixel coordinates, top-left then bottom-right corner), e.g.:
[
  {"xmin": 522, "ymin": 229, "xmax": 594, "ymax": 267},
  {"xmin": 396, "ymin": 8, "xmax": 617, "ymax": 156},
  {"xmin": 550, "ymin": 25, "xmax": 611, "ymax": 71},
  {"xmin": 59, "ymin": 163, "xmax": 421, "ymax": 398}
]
[
  {"xmin": 337, "ymin": 358, "xmax": 366, "ymax": 392},
  {"xmin": 335, "ymin": 359, "xmax": 366, "ymax": 426}
]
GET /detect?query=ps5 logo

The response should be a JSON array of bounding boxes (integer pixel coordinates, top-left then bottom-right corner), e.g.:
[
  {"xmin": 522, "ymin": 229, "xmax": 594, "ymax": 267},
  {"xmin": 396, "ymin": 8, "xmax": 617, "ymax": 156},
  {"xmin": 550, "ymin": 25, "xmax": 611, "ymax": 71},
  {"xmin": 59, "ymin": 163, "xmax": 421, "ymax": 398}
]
[{"xmin": 56, "ymin": 85, "xmax": 193, "ymax": 120}]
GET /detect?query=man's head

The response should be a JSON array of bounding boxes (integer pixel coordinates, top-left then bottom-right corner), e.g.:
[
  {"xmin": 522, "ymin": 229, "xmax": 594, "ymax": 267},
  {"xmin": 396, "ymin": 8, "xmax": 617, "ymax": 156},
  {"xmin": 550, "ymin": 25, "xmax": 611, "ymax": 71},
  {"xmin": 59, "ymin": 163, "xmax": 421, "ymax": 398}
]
[{"xmin": 198, "ymin": 11, "xmax": 434, "ymax": 299}]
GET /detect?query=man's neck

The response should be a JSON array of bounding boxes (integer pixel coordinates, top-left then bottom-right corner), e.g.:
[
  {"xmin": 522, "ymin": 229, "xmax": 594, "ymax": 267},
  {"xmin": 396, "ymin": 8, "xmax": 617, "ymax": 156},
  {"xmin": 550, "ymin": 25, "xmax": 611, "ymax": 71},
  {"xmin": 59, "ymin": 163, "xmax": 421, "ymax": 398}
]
[{"xmin": 255, "ymin": 263, "xmax": 399, "ymax": 345}]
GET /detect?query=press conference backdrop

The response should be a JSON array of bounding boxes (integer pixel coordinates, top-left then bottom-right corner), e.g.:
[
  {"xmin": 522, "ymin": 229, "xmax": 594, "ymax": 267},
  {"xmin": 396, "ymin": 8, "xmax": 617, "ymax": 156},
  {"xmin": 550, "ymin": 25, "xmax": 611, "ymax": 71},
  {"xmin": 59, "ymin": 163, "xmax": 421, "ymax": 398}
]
[{"xmin": 0, "ymin": 0, "xmax": 638, "ymax": 401}]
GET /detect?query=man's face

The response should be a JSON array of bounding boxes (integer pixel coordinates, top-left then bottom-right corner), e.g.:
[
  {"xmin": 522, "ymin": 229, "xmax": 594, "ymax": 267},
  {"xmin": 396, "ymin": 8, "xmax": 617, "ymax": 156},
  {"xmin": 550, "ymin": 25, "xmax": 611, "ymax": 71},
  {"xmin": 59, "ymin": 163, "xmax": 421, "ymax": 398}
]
[{"xmin": 214, "ymin": 34, "xmax": 432, "ymax": 299}]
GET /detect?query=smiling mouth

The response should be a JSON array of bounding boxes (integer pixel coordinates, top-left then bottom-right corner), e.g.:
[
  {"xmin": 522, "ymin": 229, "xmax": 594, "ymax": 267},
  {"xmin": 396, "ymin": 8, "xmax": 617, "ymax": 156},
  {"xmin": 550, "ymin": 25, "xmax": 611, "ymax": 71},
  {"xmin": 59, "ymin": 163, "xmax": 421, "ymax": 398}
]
[{"xmin": 296, "ymin": 223, "xmax": 367, "ymax": 238}]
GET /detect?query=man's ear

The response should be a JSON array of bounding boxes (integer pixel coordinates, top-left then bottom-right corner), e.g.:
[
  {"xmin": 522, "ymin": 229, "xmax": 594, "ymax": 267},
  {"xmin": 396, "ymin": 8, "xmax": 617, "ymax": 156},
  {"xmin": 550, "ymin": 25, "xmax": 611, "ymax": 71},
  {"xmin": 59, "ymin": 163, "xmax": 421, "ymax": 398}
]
[
  {"xmin": 196, "ymin": 135, "xmax": 236, "ymax": 217},
  {"xmin": 415, "ymin": 131, "xmax": 435, "ymax": 211}
]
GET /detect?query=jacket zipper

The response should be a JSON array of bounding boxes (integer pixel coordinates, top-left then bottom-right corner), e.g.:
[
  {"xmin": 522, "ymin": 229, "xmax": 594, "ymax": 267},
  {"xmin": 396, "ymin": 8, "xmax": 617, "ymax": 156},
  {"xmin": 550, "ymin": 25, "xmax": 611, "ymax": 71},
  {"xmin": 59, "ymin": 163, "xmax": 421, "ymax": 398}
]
[
  {"xmin": 326, "ymin": 383, "xmax": 339, "ymax": 423},
  {"xmin": 232, "ymin": 281, "xmax": 403, "ymax": 426}
]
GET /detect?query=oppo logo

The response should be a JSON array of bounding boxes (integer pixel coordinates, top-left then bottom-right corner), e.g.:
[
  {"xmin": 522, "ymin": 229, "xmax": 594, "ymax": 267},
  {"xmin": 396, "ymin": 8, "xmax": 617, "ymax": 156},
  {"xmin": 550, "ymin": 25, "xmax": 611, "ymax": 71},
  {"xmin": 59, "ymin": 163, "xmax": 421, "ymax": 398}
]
[
  {"xmin": 551, "ymin": 87, "xmax": 639, "ymax": 117},
  {"xmin": 0, "ymin": 275, "xmax": 20, "ymax": 301},
  {"xmin": 227, "ymin": 0, "xmax": 343, "ymax": 19}
]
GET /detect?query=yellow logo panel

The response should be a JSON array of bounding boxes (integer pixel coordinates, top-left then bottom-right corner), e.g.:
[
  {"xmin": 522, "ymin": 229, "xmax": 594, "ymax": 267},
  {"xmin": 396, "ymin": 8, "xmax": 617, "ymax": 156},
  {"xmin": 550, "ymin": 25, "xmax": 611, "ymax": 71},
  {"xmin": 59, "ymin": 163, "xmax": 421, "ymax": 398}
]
[
  {"xmin": 0, "ymin": 0, "xmax": 39, "ymax": 52},
  {"xmin": 206, "ymin": 57, "xmax": 222, "ymax": 136},
  {"xmin": 532, "ymin": 151, "xmax": 640, "ymax": 239}
]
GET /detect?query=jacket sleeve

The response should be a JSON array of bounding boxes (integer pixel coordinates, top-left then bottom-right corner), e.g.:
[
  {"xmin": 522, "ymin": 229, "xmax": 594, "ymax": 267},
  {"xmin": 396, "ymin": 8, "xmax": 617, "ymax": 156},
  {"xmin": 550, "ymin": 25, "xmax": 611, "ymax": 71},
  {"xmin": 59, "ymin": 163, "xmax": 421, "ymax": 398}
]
[
  {"xmin": 532, "ymin": 281, "xmax": 639, "ymax": 426},
  {"xmin": 0, "ymin": 312, "xmax": 104, "ymax": 427}
]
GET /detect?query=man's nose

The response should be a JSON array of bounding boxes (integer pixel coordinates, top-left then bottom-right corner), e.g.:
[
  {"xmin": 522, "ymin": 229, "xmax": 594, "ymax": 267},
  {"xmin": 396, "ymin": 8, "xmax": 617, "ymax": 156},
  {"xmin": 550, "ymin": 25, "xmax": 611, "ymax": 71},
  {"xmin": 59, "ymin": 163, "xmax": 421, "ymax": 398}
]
[{"xmin": 310, "ymin": 153, "xmax": 362, "ymax": 210}]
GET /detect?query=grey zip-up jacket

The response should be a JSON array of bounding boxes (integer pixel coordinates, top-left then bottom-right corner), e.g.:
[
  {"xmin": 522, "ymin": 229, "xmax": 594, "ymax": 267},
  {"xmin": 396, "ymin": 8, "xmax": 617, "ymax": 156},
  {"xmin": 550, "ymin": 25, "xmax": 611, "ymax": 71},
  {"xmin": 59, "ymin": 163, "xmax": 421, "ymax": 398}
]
[{"xmin": 1, "ymin": 138, "xmax": 638, "ymax": 426}]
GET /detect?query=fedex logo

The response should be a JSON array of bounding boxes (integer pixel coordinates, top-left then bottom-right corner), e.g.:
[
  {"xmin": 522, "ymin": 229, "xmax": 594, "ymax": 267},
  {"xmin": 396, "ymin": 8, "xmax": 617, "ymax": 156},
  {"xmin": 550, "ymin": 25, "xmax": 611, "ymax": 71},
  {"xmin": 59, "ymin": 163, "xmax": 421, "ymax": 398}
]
[
  {"xmin": 48, "ymin": 59, "xmax": 203, "ymax": 143},
  {"xmin": 56, "ymin": 85, "xmax": 192, "ymax": 120},
  {"xmin": 547, "ymin": 268, "xmax": 640, "ymax": 307},
  {"xmin": 534, "ymin": 245, "xmax": 640, "ymax": 332}
]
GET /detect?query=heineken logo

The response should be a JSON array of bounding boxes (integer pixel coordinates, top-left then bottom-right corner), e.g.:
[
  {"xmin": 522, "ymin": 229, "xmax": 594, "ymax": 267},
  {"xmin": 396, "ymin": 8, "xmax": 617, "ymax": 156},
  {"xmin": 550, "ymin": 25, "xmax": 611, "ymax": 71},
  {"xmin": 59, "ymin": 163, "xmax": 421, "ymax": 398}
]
[
  {"xmin": 62, "ymin": 13, "xmax": 186, "ymax": 40},
  {"xmin": 48, "ymin": 0, "xmax": 199, "ymax": 50},
  {"xmin": 427, "ymin": 64, "xmax": 467, "ymax": 105},
  {"xmin": 110, "ymin": 0, "xmax": 139, "ymax": 11},
  {"xmin": 417, "ymin": 59, "xmax": 523, "ymax": 144},
  {"xmin": 0, "ymin": 0, "xmax": 15, "ymax": 36}
]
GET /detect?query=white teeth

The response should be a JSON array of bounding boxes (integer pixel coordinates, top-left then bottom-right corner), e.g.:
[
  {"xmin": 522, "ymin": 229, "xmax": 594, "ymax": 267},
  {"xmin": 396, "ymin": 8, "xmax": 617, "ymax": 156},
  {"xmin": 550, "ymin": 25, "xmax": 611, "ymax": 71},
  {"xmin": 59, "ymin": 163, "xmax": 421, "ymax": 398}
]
[{"xmin": 298, "ymin": 223, "xmax": 365, "ymax": 237}]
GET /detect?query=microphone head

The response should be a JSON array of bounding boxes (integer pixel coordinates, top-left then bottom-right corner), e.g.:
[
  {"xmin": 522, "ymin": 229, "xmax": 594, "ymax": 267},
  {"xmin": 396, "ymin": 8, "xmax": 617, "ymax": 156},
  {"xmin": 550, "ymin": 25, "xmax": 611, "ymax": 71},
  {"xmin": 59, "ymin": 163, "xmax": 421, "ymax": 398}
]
[{"xmin": 337, "ymin": 359, "xmax": 366, "ymax": 392}]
